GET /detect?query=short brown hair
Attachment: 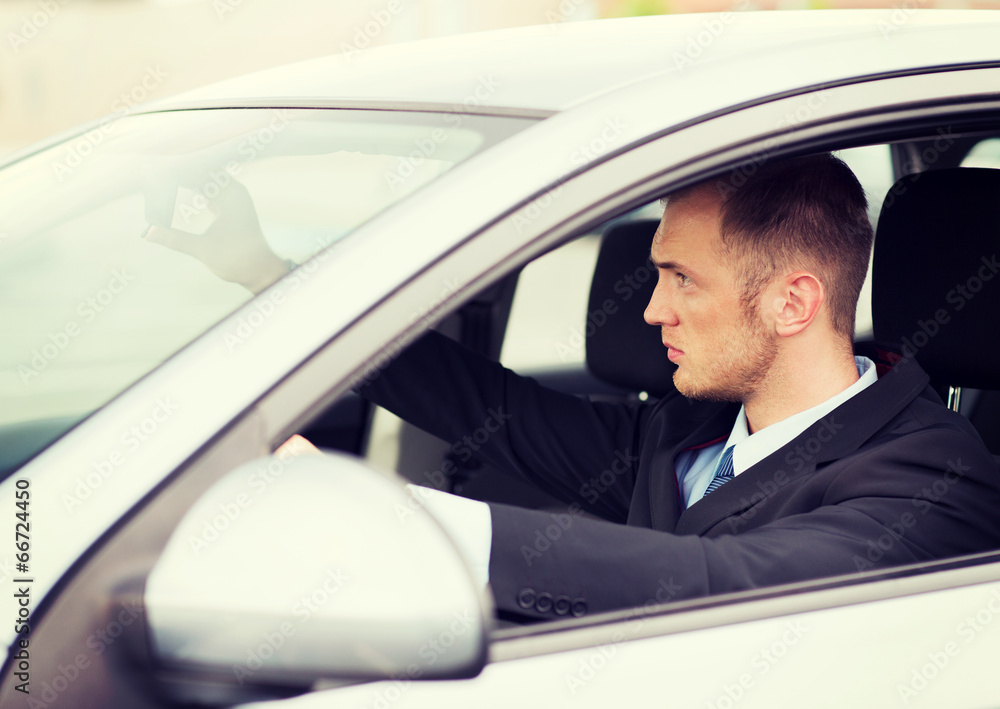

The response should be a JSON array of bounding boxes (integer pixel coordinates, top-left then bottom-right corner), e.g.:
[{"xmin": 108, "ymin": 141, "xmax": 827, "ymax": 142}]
[{"xmin": 671, "ymin": 153, "xmax": 873, "ymax": 338}]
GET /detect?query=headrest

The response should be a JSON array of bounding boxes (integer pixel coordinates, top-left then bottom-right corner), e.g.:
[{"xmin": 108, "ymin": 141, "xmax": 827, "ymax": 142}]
[
  {"xmin": 586, "ymin": 220, "xmax": 677, "ymax": 398},
  {"xmin": 873, "ymin": 167, "xmax": 1000, "ymax": 389}
]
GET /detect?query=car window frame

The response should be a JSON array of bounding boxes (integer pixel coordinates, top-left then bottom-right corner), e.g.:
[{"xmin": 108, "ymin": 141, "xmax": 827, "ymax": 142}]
[{"xmin": 258, "ymin": 70, "xmax": 1000, "ymax": 638}]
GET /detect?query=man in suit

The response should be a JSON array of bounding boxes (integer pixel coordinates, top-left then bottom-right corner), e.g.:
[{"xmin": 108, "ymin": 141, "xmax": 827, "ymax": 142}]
[
  {"xmin": 148, "ymin": 153, "xmax": 1000, "ymax": 622},
  {"xmin": 353, "ymin": 153, "xmax": 1000, "ymax": 621}
]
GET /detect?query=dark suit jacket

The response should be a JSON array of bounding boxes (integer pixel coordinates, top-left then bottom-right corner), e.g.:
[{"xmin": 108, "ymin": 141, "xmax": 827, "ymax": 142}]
[{"xmin": 359, "ymin": 331, "xmax": 1000, "ymax": 620}]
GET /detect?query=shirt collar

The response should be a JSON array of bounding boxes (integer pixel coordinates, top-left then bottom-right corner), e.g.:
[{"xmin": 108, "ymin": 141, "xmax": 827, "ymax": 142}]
[{"xmin": 724, "ymin": 356, "xmax": 878, "ymax": 476}]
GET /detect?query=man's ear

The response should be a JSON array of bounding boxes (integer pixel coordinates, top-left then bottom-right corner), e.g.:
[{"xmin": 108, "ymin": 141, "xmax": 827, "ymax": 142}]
[{"xmin": 769, "ymin": 271, "xmax": 824, "ymax": 337}]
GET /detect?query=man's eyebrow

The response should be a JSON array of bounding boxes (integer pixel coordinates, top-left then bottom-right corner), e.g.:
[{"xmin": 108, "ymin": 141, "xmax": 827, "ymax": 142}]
[{"xmin": 649, "ymin": 255, "xmax": 693, "ymax": 274}]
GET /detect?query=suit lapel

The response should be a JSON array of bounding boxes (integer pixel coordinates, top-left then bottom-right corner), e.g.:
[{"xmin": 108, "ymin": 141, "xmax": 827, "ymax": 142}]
[
  {"xmin": 674, "ymin": 355, "xmax": 931, "ymax": 536},
  {"xmin": 648, "ymin": 403, "xmax": 737, "ymax": 531}
]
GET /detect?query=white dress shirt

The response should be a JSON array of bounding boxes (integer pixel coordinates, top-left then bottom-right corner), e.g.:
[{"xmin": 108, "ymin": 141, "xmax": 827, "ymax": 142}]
[{"xmin": 676, "ymin": 356, "xmax": 878, "ymax": 507}]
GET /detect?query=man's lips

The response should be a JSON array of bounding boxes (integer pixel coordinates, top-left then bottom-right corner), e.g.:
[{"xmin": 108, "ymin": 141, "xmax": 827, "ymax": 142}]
[{"xmin": 663, "ymin": 342, "xmax": 684, "ymax": 362}]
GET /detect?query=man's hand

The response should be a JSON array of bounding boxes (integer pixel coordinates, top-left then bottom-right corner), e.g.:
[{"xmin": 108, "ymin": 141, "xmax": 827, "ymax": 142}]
[
  {"xmin": 275, "ymin": 434, "xmax": 322, "ymax": 458},
  {"xmin": 144, "ymin": 178, "xmax": 290, "ymax": 294}
]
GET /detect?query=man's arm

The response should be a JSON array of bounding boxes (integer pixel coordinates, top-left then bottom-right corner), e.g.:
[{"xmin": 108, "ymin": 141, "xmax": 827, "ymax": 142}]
[
  {"xmin": 357, "ymin": 329, "xmax": 658, "ymax": 521},
  {"xmin": 485, "ymin": 427, "xmax": 1000, "ymax": 619}
]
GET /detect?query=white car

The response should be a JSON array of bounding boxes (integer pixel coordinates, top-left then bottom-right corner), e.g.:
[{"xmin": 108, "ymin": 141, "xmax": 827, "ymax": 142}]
[{"xmin": 3, "ymin": 10, "xmax": 1000, "ymax": 708}]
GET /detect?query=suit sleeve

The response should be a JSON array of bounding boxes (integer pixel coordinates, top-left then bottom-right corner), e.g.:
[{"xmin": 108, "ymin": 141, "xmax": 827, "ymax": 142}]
[
  {"xmin": 355, "ymin": 330, "xmax": 656, "ymax": 521},
  {"xmin": 487, "ymin": 428, "xmax": 1000, "ymax": 619}
]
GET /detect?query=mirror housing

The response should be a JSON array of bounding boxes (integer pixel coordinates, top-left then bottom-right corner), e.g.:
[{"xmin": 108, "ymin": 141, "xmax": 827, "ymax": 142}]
[{"xmin": 145, "ymin": 452, "xmax": 491, "ymax": 687}]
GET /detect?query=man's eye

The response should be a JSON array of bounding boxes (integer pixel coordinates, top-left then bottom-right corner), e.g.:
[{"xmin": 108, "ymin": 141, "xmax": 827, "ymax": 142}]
[{"xmin": 676, "ymin": 273, "xmax": 692, "ymax": 287}]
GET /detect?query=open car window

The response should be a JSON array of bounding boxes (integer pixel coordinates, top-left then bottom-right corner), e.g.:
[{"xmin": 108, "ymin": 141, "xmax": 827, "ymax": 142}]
[{"xmin": 351, "ymin": 133, "xmax": 1000, "ymax": 631}]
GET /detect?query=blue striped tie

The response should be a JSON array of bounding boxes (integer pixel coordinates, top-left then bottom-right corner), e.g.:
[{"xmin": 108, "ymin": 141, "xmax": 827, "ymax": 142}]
[{"xmin": 703, "ymin": 446, "xmax": 735, "ymax": 497}]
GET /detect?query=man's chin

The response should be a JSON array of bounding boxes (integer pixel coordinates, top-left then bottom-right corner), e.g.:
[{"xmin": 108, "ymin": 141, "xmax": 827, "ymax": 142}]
[{"xmin": 672, "ymin": 370, "xmax": 743, "ymax": 403}]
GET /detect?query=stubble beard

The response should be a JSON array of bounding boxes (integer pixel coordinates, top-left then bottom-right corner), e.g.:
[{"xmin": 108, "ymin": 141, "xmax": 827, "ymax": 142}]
[{"xmin": 672, "ymin": 302, "xmax": 777, "ymax": 403}]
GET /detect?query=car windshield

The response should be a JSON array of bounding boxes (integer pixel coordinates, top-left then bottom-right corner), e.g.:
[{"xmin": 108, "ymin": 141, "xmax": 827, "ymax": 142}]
[{"xmin": 0, "ymin": 108, "xmax": 532, "ymax": 477}]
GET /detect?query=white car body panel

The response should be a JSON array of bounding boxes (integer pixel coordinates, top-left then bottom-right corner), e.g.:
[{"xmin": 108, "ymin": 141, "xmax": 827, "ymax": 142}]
[
  {"xmin": 243, "ymin": 576, "xmax": 1000, "ymax": 708},
  {"xmin": 159, "ymin": 11, "xmax": 1000, "ymax": 115}
]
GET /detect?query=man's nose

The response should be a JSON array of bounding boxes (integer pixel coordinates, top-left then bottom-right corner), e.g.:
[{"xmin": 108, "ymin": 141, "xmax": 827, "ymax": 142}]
[{"xmin": 644, "ymin": 280, "xmax": 678, "ymax": 327}]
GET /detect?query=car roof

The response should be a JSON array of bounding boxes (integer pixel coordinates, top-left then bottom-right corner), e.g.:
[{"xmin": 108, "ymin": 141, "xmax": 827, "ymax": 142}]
[{"xmin": 154, "ymin": 10, "xmax": 1000, "ymax": 116}]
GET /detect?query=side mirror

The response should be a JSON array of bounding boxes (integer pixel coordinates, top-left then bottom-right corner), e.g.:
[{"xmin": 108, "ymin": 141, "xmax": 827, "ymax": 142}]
[{"xmin": 144, "ymin": 452, "xmax": 490, "ymax": 692}]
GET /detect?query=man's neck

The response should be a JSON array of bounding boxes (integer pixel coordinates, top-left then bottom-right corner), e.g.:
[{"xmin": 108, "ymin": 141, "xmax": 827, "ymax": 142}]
[{"xmin": 743, "ymin": 345, "xmax": 860, "ymax": 433}]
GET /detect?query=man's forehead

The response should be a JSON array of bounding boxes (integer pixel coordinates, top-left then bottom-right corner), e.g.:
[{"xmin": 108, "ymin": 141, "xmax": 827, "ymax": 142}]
[
  {"xmin": 652, "ymin": 190, "xmax": 724, "ymax": 254},
  {"xmin": 663, "ymin": 182, "xmax": 724, "ymax": 211},
  {"xmin": 651, "ymin": 223, "xmax": 677, "ymax": 259},
  {"xmin": 650, "ymin": 225, "xmax": 698, "ymax": 272}
]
